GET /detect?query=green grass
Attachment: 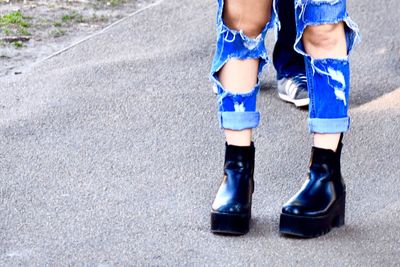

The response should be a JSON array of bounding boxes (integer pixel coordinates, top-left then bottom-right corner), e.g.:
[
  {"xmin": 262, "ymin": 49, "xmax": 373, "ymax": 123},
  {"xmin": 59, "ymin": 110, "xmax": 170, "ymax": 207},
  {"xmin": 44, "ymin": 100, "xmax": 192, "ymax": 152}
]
[
  {"xmin": 11, "ymin": 40, "xmax": 23, "ymax": 48},
  {"xmin": 50, "ymin": 28, "xmax": 66, "ymax": 38},
  {"xmin": 109, "ymin": 0, "xmax": 122, "ymax": 7},
  {"xmin": 0, "ymin": 11, "xmax": 30, "ymax": 28},
  {"xmin": 18, "ymin": 28, "xmax": 31, "ymax": 35},
  {"xmin": 0, "ymin": 11, "xmax": 31, "ymax": 46},
  {"xmin": 2, "ymin": 27, "xmax": 12, "ymax": 35},
  {"xmin": 91, "ymin": 13, "xmax": 109, "ymax": 22},
  {"xmin": 53, "ymin": 21, "xmax": 63, "ymax": 27},
  {"xmin": 61, "ymin": 11, "xmax": 85, "ymax": 23}
]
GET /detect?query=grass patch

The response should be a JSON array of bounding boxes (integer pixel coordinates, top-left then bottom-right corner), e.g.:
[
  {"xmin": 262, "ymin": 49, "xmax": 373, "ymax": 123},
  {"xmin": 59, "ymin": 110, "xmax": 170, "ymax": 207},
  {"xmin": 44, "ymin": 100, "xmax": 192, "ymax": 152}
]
[
  {"xmin": 18, "ymin": 28, "xmax": 31, "ymax": 36},
  {"xmin": 0, "ymin": 11, "xmax": 31, "ymax": 47},
  {"xmin": 0, "ymin": 11, "xmax": 30, "ymax": 28},
  {"xmin": 62, "ymin": 11, "xmax": 85, "ymax": 23},
  {"xmin": 49, "ymin": 28, "xmax": 66, "ymax": 38},
  {"xmin": 2, "ymin": 28, "xmax": 12, "ymax": 35},
  {"xmin": 91, "ymin": 13, "xmax": 109, "ymax": 23},
  {"xmin": 11, "ymin": 40, "xmax": 23, "ymax": 48},
  {"xmin": 109, "ymin": 0, "xmax": 122, "ymax": 7},
  {"xmin": 53, "ymin": 21, "xmax": 63, "ymax": 27}
]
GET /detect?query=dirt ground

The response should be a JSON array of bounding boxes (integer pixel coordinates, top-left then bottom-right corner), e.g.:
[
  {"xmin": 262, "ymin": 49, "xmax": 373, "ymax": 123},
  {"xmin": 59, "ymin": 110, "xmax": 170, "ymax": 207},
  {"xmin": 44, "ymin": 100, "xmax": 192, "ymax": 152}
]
[{"xmin": 0, "ymin": 0, "xmax": 154, "ymax": 77}]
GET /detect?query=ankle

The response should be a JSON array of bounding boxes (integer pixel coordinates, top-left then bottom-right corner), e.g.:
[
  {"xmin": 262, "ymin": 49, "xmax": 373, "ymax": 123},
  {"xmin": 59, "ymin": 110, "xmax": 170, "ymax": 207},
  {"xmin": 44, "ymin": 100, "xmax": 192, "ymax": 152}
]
[
  {"xmin": 313, "ymin": 133, "xmax": 343, "ymax": 152},
  {"xmin": 225, "ymin": 129, "xmax": 252, "ymax": 147}
]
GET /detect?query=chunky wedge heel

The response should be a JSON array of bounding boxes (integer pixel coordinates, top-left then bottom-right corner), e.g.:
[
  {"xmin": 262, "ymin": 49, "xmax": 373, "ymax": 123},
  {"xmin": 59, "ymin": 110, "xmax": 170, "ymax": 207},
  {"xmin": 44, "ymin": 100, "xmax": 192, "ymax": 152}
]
[
  {"xmin": 332, "ymin": 201, "xmax": 346, "ymax": 228},
  {"xmin": 279, "ymin": 135, "xmax": 347, "ymax": 238},
  {"xmin": 211, "ymin": 143, "xmax": 255, "ymax": 236},
  {"xmin": 211, "ymin": 211, "xmax": 250, "ymax": 235},
  {"xmin": 280, "ymin": 195, "xmax": 345, "ymax": 237}
]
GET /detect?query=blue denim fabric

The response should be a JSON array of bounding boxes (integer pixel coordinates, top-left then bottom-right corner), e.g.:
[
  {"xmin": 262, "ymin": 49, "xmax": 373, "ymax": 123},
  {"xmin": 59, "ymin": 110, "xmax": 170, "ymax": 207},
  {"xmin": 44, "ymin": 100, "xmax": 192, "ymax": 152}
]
[
  {"xmin": 273, "ymin": 0, "xmax": 305, "ymax": 80},
  {"xmin": 210, "ymin": 0, "xmax": 360, "ymax": 133},
  {"xmin": 294, "ymin": 0, "xmax": 360, "ymax": 133},
  {"xmin": 210, "ymin": 0, "xmax": 276, "ymax": 130}
]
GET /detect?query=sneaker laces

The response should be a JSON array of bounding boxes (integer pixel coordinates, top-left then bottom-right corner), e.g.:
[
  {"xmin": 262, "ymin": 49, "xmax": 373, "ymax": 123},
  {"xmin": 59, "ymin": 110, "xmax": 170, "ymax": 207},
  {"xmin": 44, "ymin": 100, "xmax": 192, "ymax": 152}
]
[
  {"xmin": 284, "ymin": 74, "xmax": 307, "ymax": 98},
  {"xmin": 291, "ymin": 74, "xmax": 307, "ymax": 88}
]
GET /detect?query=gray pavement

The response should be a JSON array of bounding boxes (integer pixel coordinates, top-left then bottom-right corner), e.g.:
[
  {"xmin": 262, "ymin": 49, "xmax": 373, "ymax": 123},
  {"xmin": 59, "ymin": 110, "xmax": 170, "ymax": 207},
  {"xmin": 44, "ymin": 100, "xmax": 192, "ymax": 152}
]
[{"xmin": 1, "ymin": 0, "xmax": 400, "ymax": 265}]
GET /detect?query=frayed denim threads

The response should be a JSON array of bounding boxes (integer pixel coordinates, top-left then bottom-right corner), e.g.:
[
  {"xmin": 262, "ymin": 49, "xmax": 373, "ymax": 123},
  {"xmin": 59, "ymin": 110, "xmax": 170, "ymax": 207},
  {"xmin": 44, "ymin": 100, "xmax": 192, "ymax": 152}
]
[
  {"xmin": 294, "ymin": 0, "xmax": 360, "ymax": 133},
  {"xmin": 210, "ymin": 0, "xmax": 277, "ymax": 130},
  {"xmin": 210, "ymin": 0, "xmax": 360, "ymax": 133}
]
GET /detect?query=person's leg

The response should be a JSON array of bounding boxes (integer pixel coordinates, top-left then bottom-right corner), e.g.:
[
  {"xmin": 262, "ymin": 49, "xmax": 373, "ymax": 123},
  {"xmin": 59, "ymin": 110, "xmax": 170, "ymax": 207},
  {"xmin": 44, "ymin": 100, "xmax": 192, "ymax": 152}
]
[
  {"xmin": 303, "ymin": 22, "xmax": 347, "ymax": 151},
  {"xmin": 215, "ymin": 0, "xmax": 272, "ymax": 147},
  {"xmin": 273, "ymin": 0, "xmax": 308, "ymax": 107},
  {"xmin": 210, "ymin": 0, "xmax": 274, "ymax": 235},
  {"xmin": 279, "ymin": 0, "xmax": 360, "ymax": 237}
]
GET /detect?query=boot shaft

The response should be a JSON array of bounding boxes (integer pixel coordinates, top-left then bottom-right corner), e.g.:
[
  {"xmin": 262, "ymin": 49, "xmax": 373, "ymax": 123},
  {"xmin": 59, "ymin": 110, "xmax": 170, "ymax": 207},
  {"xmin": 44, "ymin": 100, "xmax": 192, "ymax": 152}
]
[
  {"xmin": 224, "ymin": 142, "xmax": 255, "ymax": 173},
  {"xmin": 310, "ymin": 134, "xmax": 343, "ymax": 175}
]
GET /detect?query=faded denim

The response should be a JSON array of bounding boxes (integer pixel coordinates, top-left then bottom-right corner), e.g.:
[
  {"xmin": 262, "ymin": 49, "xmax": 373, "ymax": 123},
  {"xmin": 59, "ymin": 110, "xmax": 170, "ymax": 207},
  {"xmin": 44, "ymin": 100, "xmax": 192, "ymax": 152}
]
[{"xmin": 210, "ymin": 0, "xmax": 360, "ymax": 133}]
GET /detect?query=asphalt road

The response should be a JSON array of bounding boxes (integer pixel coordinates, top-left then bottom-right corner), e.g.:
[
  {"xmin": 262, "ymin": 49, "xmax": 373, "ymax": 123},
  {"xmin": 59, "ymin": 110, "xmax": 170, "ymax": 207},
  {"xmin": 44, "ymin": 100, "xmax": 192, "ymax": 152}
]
[{"xmin": 1, "ymin": 0, "xmax": 399, "ymax": 265}]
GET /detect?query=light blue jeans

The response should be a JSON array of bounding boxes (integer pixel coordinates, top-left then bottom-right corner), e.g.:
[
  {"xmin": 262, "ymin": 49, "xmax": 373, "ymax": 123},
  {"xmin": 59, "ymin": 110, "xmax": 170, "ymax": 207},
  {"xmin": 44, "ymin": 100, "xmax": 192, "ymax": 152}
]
[{"xmin": 210, "ymin": 0, "xmax": 360, "ymax": 133}]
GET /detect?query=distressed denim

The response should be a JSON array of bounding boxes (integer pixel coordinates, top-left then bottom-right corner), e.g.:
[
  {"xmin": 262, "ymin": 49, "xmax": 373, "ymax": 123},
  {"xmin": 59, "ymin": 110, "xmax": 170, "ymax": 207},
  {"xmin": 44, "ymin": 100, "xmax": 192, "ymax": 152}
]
[{"xmin": 210, "ymin": 0, "xmax": 360, "ymax": 133}]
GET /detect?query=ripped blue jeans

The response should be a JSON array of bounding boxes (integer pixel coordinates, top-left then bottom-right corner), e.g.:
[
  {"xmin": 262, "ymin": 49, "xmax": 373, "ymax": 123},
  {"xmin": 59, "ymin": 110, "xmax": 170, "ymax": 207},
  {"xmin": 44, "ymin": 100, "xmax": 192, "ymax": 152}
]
[{"xmin": 210, "ymin": 0, "xmax": 360, "ymax": 133}]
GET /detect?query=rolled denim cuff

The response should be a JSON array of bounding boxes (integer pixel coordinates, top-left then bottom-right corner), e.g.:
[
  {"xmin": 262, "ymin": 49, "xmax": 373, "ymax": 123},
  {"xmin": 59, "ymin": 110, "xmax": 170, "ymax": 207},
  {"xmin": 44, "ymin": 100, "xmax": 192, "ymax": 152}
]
[
  {"xmin": 308, "ymin": 117, "xmax": 350, "ymax": 134},
  {"xmin": 219, "ymin": 111, "xmax": 260, "ymax": 130}
]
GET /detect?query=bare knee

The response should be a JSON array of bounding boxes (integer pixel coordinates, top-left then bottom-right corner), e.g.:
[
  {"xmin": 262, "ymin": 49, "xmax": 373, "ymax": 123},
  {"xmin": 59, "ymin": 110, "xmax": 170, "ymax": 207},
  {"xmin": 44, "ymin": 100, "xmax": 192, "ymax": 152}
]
[
  {"xmin": 223, "ymin": 0, "xmax": 271, "ymax": 38},
  {"xmin": 303, "ymin": 22, "xmax": 345, "ymax": 51}
]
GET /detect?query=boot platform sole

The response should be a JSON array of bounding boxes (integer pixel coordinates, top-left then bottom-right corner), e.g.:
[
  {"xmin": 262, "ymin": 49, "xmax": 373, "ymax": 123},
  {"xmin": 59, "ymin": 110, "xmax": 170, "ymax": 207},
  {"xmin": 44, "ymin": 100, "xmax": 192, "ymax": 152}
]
[
  {"xmin": 211, "ymin": 211, "xmax": 250, "ymax": 235},
  {"xmin": 279, "ymin": 195, "xmax": 345, "ymax": 238}
]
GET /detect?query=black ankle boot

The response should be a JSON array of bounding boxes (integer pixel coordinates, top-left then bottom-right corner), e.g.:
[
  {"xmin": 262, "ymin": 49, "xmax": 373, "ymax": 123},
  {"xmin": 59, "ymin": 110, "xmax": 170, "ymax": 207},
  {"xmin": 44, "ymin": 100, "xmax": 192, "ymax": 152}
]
[
  {"xmin": 279, "ymin": 137, "xmax": 346, "ymax": 238},
  {"xmin": 211, "ymin": 142, "xmax": 255, "ymax": 235}
]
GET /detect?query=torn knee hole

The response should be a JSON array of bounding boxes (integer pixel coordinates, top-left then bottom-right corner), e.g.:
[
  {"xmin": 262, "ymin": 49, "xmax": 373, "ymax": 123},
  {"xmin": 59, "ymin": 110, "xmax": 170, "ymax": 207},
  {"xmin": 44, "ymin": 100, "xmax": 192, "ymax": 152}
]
[
  {"xmin": 217, "ymin": 58, "xmax": 260, "ymax": 93},
  {"xmin": 222, "ymin": 1, "xmax": 270, "ymax": 38},
  {"xmin": 303, "ymin": 22, "xmax": 345, "ymax": 49}
]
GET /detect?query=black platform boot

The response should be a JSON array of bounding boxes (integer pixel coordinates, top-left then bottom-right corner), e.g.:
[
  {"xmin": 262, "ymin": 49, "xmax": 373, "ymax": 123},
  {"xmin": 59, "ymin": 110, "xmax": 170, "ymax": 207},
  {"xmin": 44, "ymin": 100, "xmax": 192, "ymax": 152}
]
[
  {"xmin": 279, "ymin": 135, "xmax": 346, "ymax": 238},
  {"xmin": 211, "ymin": 142, "xmax": 255, "ymax": 235}
]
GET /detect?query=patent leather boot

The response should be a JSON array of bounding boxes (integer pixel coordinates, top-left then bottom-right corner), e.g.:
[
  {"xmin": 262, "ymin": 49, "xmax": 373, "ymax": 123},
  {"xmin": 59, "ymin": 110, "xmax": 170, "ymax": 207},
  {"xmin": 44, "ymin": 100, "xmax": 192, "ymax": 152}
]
[
  {"xmin": 279, "ymin": 136, "xmax": 346, "ymax": 237},
  {"xmin": 211, "ymin": 142, "xmax": 255, "ymax": 235}
]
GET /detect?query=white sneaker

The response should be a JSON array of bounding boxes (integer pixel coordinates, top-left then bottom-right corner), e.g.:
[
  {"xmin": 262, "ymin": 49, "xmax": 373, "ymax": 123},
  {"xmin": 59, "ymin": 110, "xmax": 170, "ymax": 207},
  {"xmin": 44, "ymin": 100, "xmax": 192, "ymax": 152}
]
[{"xmin": 277, "ymin": 75, "xmax": 309, "ymax": 107}]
